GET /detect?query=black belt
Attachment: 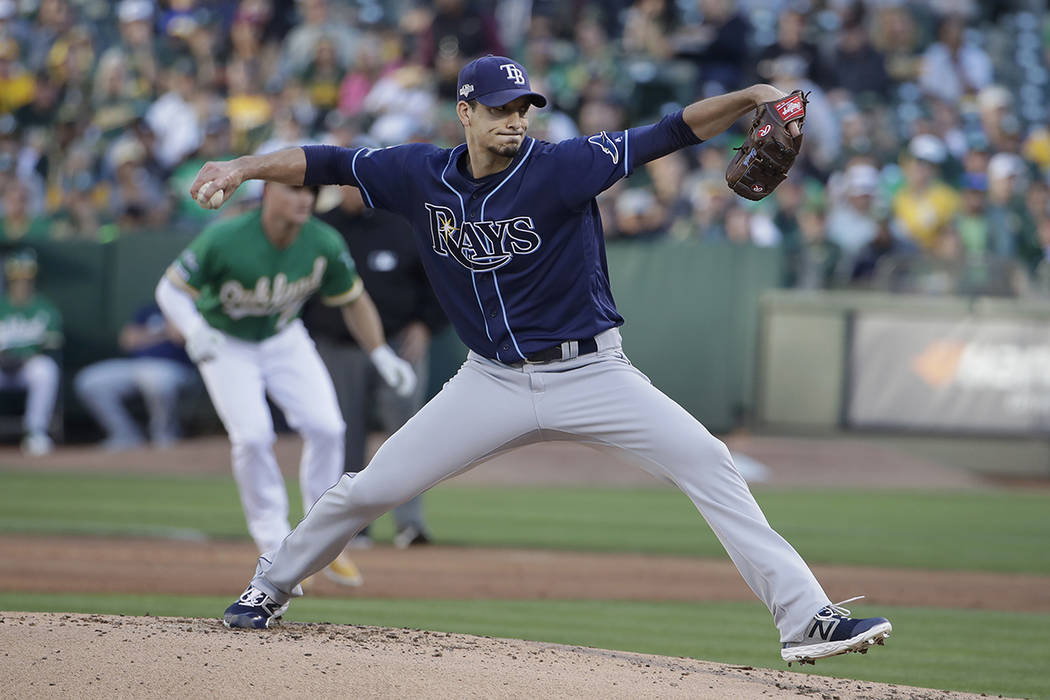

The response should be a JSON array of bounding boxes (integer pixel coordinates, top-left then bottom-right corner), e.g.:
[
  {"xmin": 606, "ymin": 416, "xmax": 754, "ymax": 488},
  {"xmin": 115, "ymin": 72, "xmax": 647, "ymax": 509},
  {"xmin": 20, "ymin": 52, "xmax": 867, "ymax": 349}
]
[{"xmin": 523, "ymin": 337, "xmax": 598, "ymax": 363}]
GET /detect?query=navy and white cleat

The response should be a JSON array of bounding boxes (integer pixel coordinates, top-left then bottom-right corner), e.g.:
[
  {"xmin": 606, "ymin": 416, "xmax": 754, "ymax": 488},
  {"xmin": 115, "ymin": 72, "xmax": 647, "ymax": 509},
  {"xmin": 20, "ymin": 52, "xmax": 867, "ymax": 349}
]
[
  {"xmin": 781, "ymin": 596, "xmax": 891, "ymax": 665},
  {"xmin": 223, "ymin": 585, "xmax": 289, "ymax": 629}
]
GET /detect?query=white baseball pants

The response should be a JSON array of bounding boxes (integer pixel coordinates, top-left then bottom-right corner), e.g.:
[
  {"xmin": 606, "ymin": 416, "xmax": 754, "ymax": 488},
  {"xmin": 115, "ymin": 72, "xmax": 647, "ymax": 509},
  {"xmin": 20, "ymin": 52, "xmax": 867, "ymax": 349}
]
[
  {"xmin": 198, "ymin": 320, "xmax": 346, "ymax": 553},
  {"xmin": 0, "ymin": 354, "xmax": 60, "ymax": 435},
  {"xmin": 253, "ymin": 328, "xmax": 832, "ymax": 641}
]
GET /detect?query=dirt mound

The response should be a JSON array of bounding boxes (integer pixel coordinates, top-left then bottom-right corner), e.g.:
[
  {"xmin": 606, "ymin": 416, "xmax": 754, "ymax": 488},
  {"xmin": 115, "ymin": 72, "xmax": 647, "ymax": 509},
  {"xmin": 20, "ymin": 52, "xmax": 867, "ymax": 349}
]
[{"xmin": 0, "ymin": 612, "xmax": 996, "ymax": 700}]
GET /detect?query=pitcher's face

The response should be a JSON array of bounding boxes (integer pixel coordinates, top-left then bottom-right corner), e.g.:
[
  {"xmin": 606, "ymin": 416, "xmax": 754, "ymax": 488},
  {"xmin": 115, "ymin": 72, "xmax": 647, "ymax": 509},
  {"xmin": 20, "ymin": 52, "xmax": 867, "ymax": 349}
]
[{"xmin": 461, "ymin": 96, "xmax": 532, "ymax": 159}]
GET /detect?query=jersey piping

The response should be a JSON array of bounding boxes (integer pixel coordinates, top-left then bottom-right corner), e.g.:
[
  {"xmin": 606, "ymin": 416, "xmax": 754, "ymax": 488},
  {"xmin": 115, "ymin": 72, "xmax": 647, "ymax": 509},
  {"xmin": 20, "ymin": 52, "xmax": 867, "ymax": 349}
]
[
  {"xmin": 439, "ymin": 145, "xmax": 497, "ymax": 348},
  {"xmin": 479, "ymin": 137, "xmax": 536, "ymax": 361},
  {"xmin": 352, "ymin": 149, "xmax": 376, "ymax": 208},
  {"xmin": 623, "ymin": 129, "xmax": 630, "ymax": 178}
]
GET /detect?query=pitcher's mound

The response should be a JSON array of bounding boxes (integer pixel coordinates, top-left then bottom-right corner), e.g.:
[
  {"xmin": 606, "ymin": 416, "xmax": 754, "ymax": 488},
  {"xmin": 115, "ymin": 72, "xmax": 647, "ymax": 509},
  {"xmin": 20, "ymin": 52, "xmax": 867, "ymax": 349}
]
[{"xmin": 2, "ymin": 612, "xmax": 994, "ymax": 699}]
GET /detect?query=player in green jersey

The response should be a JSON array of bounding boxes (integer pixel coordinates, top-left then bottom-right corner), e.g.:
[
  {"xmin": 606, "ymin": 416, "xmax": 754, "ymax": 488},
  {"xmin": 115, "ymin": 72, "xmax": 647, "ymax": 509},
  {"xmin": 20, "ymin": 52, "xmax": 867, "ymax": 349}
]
[
  {"xmin": 156, "ymin": 181, "xmax": 415, "ymax": 587},
  {"xmin": 0, "ymin": 249, "xmax": 62, "ymax": 456}
]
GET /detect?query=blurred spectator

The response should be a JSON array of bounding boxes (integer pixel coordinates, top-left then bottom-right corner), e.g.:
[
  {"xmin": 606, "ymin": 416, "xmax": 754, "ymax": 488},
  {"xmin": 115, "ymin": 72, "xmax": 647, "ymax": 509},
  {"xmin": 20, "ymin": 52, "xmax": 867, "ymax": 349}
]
[
  {"xmin": 918, "ymin": 13, "xmax": 993, "ymax": 103},
  {"xmin": 225, "ymin": 57, "xmax": 272, "ymax": 152},
  {"xmin": 74, "ymin": 302, "xmax": 197, "ymax": 451},
  {"xmin": 282, "ymin": 0, "xmax": 359, "ymax": 76},
  {"xmin": 363, "ymin": 64, "xmax": 437, "ymax": 145},
  {"xmin": 105, "ymin": 0, "xmax": 159, "ymax": 101},
  {"xmin": 145, "ymin": 59, "xmax": 202, "ymax": 172},
  {"xmin": 417, "ymin": 0, "xmax": 504, "ymax": 68},
  {"xmin": 25, "ymin": 0, "xmax": 76, "ymax": 74},
  {"xmin": 222, "ymin": 2, "xmax": 280, "ymax": 90},
  {"xmin": 299, "ymin": 36, "xmax": 344, "ymax": 120},
  {"xmin": 13, "ymin": 69, "xmax": 63, "ymax": 129},
  {"xmin": 671, "ymin": 0, "xmax": 751, "ymax": 94},
  {"xmin": 0, "ymin": 35, "xmax": 34, "ymax": 114},
  {"xmin": 976, "ymin": 85, "xmax": 1022, "ymax": 153},
  {"xmin": 0, "ymin": 249, "xmax": 62, "ymax": 456},
  {"xmin": 612, "ymin": 188, "xmax": 666, "ymax": 241},
  {"xmin": 42, "ymin": 25, "xmax": 95, "ymax": 103},
  {"xmin": 0, "ymin": 0, "xmax": 30, "ymax": 50},
  {"xmin": 1023, "ymin": 126, "xmax": 1050, "ymax": 180},
  {"xmin": 1030, "ymin": 216, "xmax": 1050, "ymax": 293},
  {"xmin": 870, "ymin": 4, "xmax": 923, "ymax": 84},
  {"xmin": 785, "ymin": 207, "xmax": 842, "ymax": 289},
  {"xmin": 45, "ymin": 144, "xmax": 105, "ymax": 239},
  {"xmin": 91, "ymin": 50, "xmax": 144, "ymax": 138},
  {"xmin": 724, "ymin": 205, "xmax": 753, "ymax": 245},
  {"xmin": 955, "ymin": 173, "xmax": 990, "ymax": 259},
  {"xmin": 770, "ymin": 176, "xmax": 807, "ymax": 280},
  {"xmin": 985, "ymin": 152, "xmax": 1033, "ymax": 263},
  {"xmin": 646, "ymin": 152, "xmax": 693, "ymax": 238},
  {"xmin": 916, "ymin": 224, "xmax": 967, "ymax": 294},
  {"xmin": 622, "ymin": 0, "xmax": 675, "ymax": 60},
  {"xmin": 827, "ymin": 163, "xmax": 882, "ymax": 265},
  {"xmin": 0, "ymin": 179, "xmax": 50, "ymax": 242},
  {"xmin": 851, "ymin": 215, "xmax": 917, "ymax": 287},
  {"xmin": 892, "ymin": 135, "xmax": 960, "ymax": 251},
  {"xmin": 337, "ymin": 34, "xmax": 398, "ymax": 117},
  {"xmin": 562, "ymin": 13, "xmax": 621, "ymax": 110},
  {"xmin": 830, "ymin": 9, "xmax": 891, "ymax": 101},
  {"xmin": 106, "ymin": 137, "xmax": 171, "ymax": 231},
  {"xmin": 756, "ymin": 8, "xmax": 834, "ymax": 88}
]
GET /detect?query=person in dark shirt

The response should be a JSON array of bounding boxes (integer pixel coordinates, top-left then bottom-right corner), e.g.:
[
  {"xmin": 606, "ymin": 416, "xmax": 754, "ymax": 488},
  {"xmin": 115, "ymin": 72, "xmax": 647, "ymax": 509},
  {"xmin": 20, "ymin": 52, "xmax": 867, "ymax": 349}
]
[
  {"xmin": 671, "ymin": 0, "xmax": 751, "ymax": 92},
  {"xmin": 74, "ymin": 302, "xmax": 198, "ymax": 450},
  {"xmin": 754, "ymin": 8, "xmax": 835, "ymax": 89},
  {"xmin": 303, "ymin": 185, "xmax": 447, "ymax": 547},
  {"xmin": 831, "ymin": 11, "xmax": 891, "ymax": 100}
]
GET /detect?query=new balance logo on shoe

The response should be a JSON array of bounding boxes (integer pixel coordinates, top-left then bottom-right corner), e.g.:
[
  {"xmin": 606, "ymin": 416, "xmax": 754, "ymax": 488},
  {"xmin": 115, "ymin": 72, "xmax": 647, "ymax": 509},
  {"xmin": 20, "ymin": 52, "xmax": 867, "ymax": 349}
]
[
  {"xmin": 781, "ymin": 597, "xmax": 892, "ymax": 665},
  {"xmin": 807, "ymin": 615, "xmax": 841, "ymax": 641}
]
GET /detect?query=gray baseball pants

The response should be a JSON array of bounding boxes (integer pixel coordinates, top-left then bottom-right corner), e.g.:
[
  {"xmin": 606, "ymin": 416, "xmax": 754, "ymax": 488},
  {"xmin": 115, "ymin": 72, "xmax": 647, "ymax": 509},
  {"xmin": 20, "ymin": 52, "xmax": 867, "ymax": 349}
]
[
  {"xmin": 251, "ymin": 328, "xmax": 832, "ymax": 642},
  {"xmin": 314, "ymin": 335, "xmax": 428, "ymax": 533}
]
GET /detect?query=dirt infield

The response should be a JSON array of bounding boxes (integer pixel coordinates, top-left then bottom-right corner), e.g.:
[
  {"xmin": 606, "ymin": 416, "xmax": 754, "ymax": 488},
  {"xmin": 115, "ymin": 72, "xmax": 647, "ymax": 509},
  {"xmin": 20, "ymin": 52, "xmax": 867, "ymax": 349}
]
[
  {"xmin": 0, "ymin": 433, "xmax": 991, "ymax": 489},
  {"xmin": 0, "ymin": 612, "xmax": 1000, "ymax": 700},
  {"xmin": 0, "ymin": 435, "xmax": 1029, "ymax": 698},
  {"xmin": 3, "ymin": 534, "xmax": 1049, "ymax": 612}
]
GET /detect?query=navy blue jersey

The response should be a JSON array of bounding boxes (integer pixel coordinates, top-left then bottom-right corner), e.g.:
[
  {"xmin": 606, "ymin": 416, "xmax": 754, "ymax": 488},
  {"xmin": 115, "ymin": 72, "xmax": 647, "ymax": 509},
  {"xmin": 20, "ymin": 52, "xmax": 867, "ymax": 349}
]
[{"xmin": 303, "ymin": 111, "xmax": 701, "ymax": 363}]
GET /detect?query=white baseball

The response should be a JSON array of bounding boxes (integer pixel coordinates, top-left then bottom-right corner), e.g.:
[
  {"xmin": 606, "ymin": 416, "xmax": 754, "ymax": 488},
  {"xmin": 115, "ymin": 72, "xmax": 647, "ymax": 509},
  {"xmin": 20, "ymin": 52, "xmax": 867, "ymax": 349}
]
[{"xmin": 197, "ymin": 181, "xmax": 226, "ymax": 209}]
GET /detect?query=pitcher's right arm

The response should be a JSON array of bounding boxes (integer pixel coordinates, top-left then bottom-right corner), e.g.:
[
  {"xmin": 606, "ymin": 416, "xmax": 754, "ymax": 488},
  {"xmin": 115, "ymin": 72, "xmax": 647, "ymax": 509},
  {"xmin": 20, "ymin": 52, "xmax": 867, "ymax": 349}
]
[{"xmin": 190, "ymin": 147, "xmax": 308, "ymax": 208}]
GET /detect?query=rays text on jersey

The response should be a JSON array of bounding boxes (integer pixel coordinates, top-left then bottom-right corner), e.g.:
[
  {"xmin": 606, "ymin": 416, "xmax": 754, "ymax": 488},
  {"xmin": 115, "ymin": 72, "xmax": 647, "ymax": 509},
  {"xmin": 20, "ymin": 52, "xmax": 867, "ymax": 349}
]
[{"xmin": 425, "ymin": 203, "xmax": 541, "ymax": 272}]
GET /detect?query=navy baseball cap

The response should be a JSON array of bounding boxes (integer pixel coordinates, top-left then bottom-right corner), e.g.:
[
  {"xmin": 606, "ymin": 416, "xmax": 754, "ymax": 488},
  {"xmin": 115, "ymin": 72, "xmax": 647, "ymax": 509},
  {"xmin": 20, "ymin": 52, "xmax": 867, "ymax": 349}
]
[{"xmin": 456, "ymin": 55, "xmax": 547, "ymax": 108}]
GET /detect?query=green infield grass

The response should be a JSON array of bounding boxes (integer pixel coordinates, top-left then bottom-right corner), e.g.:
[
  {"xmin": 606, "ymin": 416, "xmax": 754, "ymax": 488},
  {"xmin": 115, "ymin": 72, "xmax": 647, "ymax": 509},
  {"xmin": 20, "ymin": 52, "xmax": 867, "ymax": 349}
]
[
  {"xmin": 1, "ymin": 470, "xmax": 1048, "ymax": 573},
  {"xmin": 1, "ymin": 593, "xmax": 1046, "ymax": 699}
]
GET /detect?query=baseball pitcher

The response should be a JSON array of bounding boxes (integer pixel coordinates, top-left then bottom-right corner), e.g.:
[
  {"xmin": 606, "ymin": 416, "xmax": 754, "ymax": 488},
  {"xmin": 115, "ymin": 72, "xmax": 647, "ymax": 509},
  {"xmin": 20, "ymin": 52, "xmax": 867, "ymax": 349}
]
[{"xmin": 204, "ymin": 56, "xmax": 891, "ymax": 664}]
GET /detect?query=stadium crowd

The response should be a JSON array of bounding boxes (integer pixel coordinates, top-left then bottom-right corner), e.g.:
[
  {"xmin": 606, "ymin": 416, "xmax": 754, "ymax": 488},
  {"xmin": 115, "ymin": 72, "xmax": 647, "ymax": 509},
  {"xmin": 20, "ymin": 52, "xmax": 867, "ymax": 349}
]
[{"xmin": 1, "ymin": 0, "xmax": 1049, "ymax": 296}]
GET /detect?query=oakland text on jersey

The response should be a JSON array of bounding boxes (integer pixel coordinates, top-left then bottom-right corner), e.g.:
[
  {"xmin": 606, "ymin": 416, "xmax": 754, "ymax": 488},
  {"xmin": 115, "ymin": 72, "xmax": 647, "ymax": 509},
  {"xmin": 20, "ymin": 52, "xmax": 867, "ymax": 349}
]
[
  {"xmin": 424, "ymin": 203, "xmax": 541, "ymax": 272},
  {"xmin": 219, "ymin": 256, "xmax": 328, "ymax": 326},
  {"xmin": 0, "ymin": 312, "xmax": 53, "ymax": 350}
]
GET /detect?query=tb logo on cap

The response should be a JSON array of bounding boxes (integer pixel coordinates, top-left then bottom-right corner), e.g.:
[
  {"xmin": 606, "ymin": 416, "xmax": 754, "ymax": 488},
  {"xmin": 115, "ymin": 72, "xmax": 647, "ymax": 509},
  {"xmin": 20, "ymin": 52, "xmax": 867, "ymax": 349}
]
[{"xmin": 500, "ymin": 63, "xmax": 526, "ymax": 85}]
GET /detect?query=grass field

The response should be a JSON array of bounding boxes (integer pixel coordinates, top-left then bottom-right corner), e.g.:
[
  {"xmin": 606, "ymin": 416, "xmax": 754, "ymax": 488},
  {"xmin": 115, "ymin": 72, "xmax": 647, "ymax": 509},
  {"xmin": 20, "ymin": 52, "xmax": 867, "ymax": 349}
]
[
  {"xmin": 3, "ymin": 468, "xmax": 1049, "ymax": 698},
  {"xmin": 2, "ymin": 470, "xmax": 1049, "ymax": 572}
]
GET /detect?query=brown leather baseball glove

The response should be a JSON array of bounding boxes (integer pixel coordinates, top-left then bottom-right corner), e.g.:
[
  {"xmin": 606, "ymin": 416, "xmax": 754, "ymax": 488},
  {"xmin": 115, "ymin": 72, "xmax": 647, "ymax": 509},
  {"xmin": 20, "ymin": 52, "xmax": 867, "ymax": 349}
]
[{"xmin": 725, "ymin": 90, "xmax": 808, "ymax": 201}]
